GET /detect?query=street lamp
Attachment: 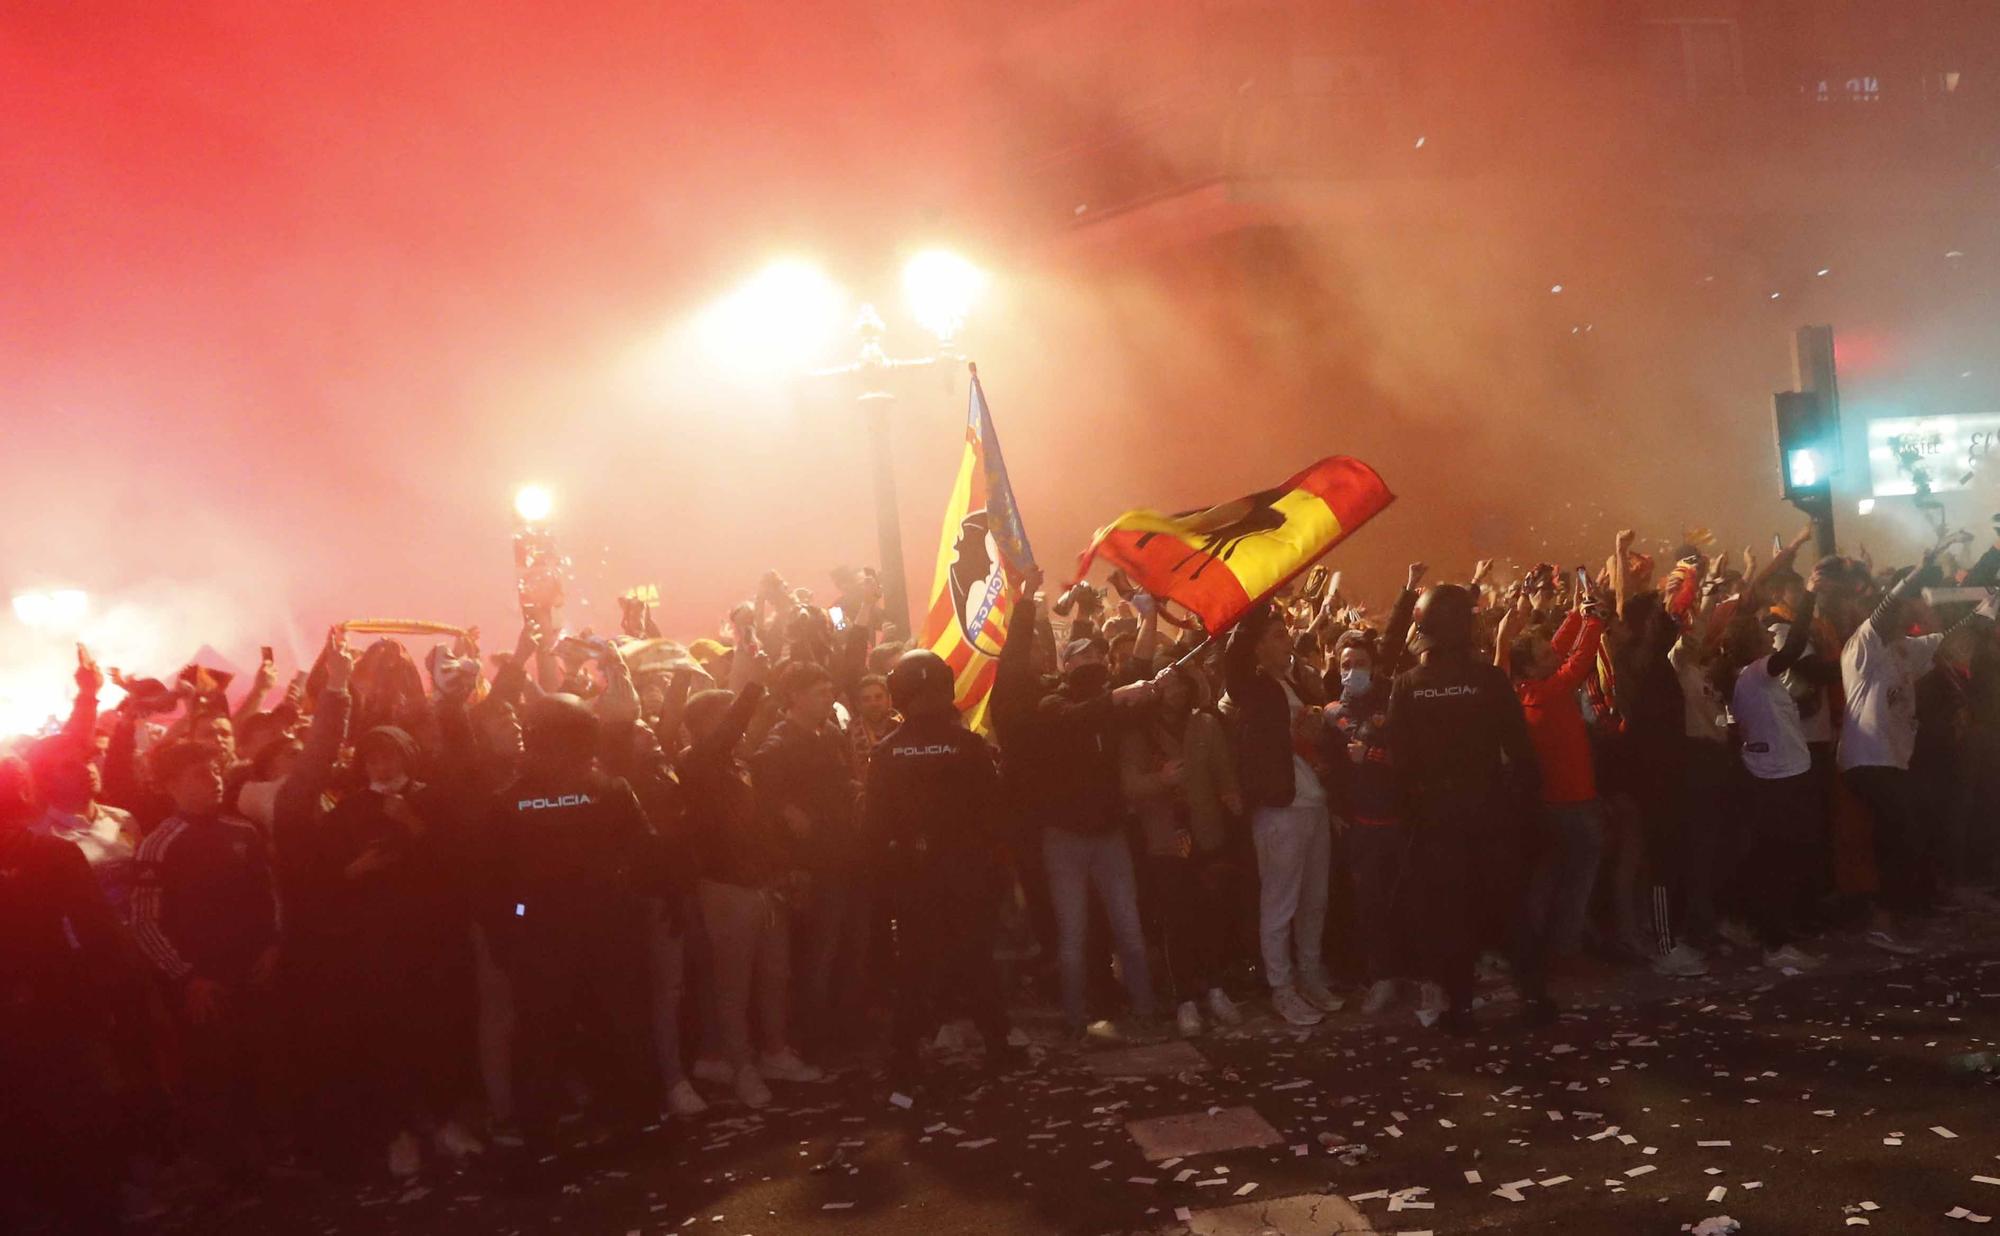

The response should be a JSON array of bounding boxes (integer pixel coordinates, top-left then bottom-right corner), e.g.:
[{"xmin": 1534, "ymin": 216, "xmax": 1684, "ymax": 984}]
[
  {"xmin": 707, "ymin": 250, "xmax": 986, "ymax": 636},
  {"xmin": 807, "ymin": 250, "xmax": 987, "ymax": 636}
]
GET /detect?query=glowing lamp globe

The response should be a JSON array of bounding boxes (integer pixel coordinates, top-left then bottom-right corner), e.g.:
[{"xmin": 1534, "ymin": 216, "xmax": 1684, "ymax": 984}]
[
  {"xmin": 902, "ymin": 249, "xmax": 986, "ymax": 344},
  {"xmin": 699, "ymin": 259, "xmax": 847, "ymax": 372},
  {"xmin": 10, "ymin": 588, "xmax": 88, "ymax": 629},
  {"xmin": 514, "ymin": 485, "xmax": 554, "ymax": 524}
]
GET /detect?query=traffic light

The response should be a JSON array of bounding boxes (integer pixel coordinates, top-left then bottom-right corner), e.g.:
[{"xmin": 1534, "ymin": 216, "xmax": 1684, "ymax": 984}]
[{"xmin": 1773, "ymin": 389, "xmax": 1832, "ymax": 502}]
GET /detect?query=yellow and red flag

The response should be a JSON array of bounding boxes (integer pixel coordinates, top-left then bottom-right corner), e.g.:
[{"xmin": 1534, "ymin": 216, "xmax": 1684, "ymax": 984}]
[
  {"xmin": 919, "ymin": 366, "xmax": 1035, "ymax": 731},
  {"xmin": 1073, "ymin": 456, "xmax": 1394, "ymax": 636}
]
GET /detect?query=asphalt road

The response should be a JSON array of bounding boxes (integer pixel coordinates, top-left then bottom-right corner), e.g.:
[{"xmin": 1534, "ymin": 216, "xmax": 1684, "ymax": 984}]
[{"xmin": 173, "ymin": 912, "xmax": 2000, "ymax": 1236}]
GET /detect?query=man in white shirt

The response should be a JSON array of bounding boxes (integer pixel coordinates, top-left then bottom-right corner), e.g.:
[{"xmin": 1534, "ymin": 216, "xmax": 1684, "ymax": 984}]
[
  {"xmin": 25, "ymin": 735, "xmax": 138, "ymax": 924},
  {"xmin": 1840, "ymin": 555, "xmax": 1998, "ymax": 939}
]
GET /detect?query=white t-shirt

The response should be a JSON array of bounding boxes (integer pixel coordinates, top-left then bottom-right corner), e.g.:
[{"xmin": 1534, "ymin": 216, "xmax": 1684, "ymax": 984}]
[
  {"xmin": 1281, "ymin": 681, "xmax": 1327, "ymax": 806},
  {"xmin": 1732, "ymin": 656, "xmax": 1811, "ymax": 780},
  {"xmin": 1668, "ymin": 637, "xmax": 1728, "ymax": 744},
  {"xmin": 1839, "ymin": 623, "xmax": 1943, "ymax": 771}
]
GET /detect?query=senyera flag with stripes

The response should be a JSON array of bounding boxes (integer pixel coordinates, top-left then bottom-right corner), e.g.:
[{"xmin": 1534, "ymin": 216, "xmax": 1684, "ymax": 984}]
[
  {"xmin": 918, "ymin": 365, "xmax": 1035, "ymax": 732},
  {"xmin": 1072, "ymin": 456, "xmax": 1395, "ymax": 637}
]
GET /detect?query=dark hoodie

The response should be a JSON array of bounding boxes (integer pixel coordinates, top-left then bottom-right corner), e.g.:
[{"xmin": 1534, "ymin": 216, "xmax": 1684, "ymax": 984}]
[
  {"xmin": 751, "ymin": 717, "xmax": 862, "ymax": 874},
  {"xmin": 680, "ymin": 684, "xmax": 789, "ymax": 888}
]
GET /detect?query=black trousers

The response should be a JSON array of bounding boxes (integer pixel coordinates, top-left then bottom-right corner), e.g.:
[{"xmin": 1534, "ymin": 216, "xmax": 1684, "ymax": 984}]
[
  {"xmin": 505, "ymin": 916, "xmax": 652, "ymax": 1140},
  {"xmin": 889, "ymin": 855, "xmax": 1008, "ymax": 1055},
  {"xmin": 1731, "ymin": 772, "xmax": 1819, "ymax": 949},
  {"xmin": 1405, "ymin": 805, "xmax": 1544, "ymax": 1010},
  {"xmin": 0, "ymin": 1019, "xmax": 120, "ymax": 1235},
  {"xmin": 1845, "ymin": 765, "xmax": 1937, "ymax": 915},
  {"xmin": 1142, "ymin": 849, "xmax": 1236, "ymax": 1003}
]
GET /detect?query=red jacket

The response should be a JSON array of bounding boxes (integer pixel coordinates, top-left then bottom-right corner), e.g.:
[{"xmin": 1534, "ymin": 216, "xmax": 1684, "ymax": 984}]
[{"xmin": 1515, "ymin": 614, "xmax": 1605, "ymax": 805}]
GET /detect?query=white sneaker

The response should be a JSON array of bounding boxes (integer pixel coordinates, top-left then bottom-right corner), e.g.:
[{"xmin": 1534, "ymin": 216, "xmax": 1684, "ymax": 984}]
[
  {"xmin": 735, "ymin": 1066, "xmax": 772, "ymax": 1109},
  {"xmin": 1652, "ymin": 943, "xmax": 1709, "ymax": 978},
  {"xmin": 387, "ymin": 1130, "xmax": 422, "ymax": 1180},
  {"xmin": 665, "ymin": 1079, "xmax": 709, "ymax": 1118},
  {"xmin": 758, "ymin": 1049, "xmax": 825, "ymax": 1084},
  {"xmin": 1715, "ymin": 919, "xmax": 1759, "ymax": 951},
  {"xmin": 692, "ymin": 1056, "xmax": 735, "ymax": 1085},
  {"xmin": 1865, "ymin": 929, "xmax": 1922, "ymax": 956},
  {"xmin": 1361, "ymin": 979, "xmax": 1398, "ymax": 1016},
  {"xmin": 1175, "ymin": 1000, "xmax": 1204, "ymax": 1038},
  {"xmin": 1205, "ymin": 987, "xmax": 1244, "ymax": 1027},
  {"xmin": 1271, "ymin": 985, "xmax": 1325, "ymax": 1027},
  {"xmin": 1297, "ymin": 980, "xmax": 1345, "ymax": 1013},
  {"xmin": 1763, "ymin": 944, "xmax": 1821, "ymax": 971},
  {"xmin": 431, "ymin": 1121, "xmax": 484, "ymax": 1163},
  {"xmin": 933, "ymin": 1021, "xmax": 969, "ymax": 1052},
  {"xmin": 1953, "ymin": 886, "xmax": 2000, "ymax": 913}
]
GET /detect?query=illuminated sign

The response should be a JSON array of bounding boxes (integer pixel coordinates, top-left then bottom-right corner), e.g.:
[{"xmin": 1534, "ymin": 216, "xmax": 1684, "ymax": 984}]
[{"xmin": 1866, "ymin": 413, "xmax": 2000, "ymax": 497}]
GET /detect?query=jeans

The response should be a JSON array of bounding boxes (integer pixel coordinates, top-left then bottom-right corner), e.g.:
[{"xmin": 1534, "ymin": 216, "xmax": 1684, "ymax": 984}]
[
  {"xmin": 1043, "ymin": 827, "xmax": 1155, "ymax": 1029},
  {"xmin": 648, "ymin": 902, "xmax": 688, "ymax": 1091},
  {"xmin": 1250, "ymin": 803, "xmax": 1331, "ymax": 991},
  {"xmin": 698, "ymin": 880, "xmax": 791, "ymax": 1067},
  {"xmin": 796, "ymin": 871, "xmax": 873, "ymax": 1054},
  {"xmin": 469, "ymin": 923, "xmax": 514, "ymax": 1123},
  {"xmin": 1345, "ymin": 823, "xmax": 1409, "ymax": 982},
  {"xmin": 1527, "ymin": 800, "xmax": 1605, "ymax": 959}
]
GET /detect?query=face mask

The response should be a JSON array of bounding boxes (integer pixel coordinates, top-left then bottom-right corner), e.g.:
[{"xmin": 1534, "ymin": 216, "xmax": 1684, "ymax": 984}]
[
  {"xmin": 369, "ymin": 775, "xmax": 409, "ymax": 796},
  {"xmin": 1340, "ymin": 667, "xmax": 1372, "ymax": 697},
  {"xmin": 1768, "ymin": 623, "xmax": 1791, "ymax": 654},
  {"xmin": 1066, "ymin": 662, "xmax": 1111, "ymax": 696}
]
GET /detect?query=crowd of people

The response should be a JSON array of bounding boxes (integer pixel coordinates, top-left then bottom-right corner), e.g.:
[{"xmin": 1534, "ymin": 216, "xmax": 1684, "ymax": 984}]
[{"xmin": 7, "ymin": 520, "xmax": 2000, "ymax": 1232}]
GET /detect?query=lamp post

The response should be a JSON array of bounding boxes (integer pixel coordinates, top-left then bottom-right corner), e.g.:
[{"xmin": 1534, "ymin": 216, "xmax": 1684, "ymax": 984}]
[{"xmin": 803, "ymin": 250, "xmax": 987, "ymax": 637}]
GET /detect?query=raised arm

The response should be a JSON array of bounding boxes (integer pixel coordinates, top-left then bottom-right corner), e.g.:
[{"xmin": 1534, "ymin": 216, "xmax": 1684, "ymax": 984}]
[
  {"xmin": 1613, "ymin": 529, "xmax": 1636, "ymax": 620},
  {"xmin": 1380, "ymin": 567, "xmax": 1423, "ymax": 680},
  {"xmin": 991, "ymin": 568, "xmax": 1046, "ymax": 737},
  {"xmin": 1767, "ymin": 588, "xmax": 1819, "ymax": 677},
  {"xmin": 1744, "ymin": 522, "xmax": 1815, "ymax": 602},
  {"xmin": 1867, "ymin": 554, "xmax": 1932, "ymax": 641},
  {"xmin": 232, "ymin": 647, "xmax": 278, "ymax": 725},
  {"xmin": 1549, "ymin": 615, "xmax": 1606, "ymax": 693},
  {"xmin": 275, "ymin": 632, "xmax": 353, "ymax": 841},
  {"xmin": 63, "ymin": 644, "xmax": 103, "ymax": 748}
]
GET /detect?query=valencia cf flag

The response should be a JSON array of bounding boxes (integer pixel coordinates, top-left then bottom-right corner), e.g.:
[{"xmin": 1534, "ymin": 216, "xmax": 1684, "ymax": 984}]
[
  {"xmin": 919, "ymin": 365, "xmax": 1035, "ymax": 732},
  {"xmin": 1074, "ymin": 456, "xmax": 1394, "ymax": 636}
]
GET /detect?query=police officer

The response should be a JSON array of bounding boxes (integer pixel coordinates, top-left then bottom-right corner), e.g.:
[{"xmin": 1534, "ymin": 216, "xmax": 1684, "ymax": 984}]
[
  {"xmin": 1387, "ymin": 584, "xmax": 1549, "ymax": 1031},
  {"xmin": 485, "ymin": 696, "xmax": 656, "ymax": 1150},
  {"xmin": 865, "ymin": 650, "xmax": 1016, "ymax": 1074}
]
